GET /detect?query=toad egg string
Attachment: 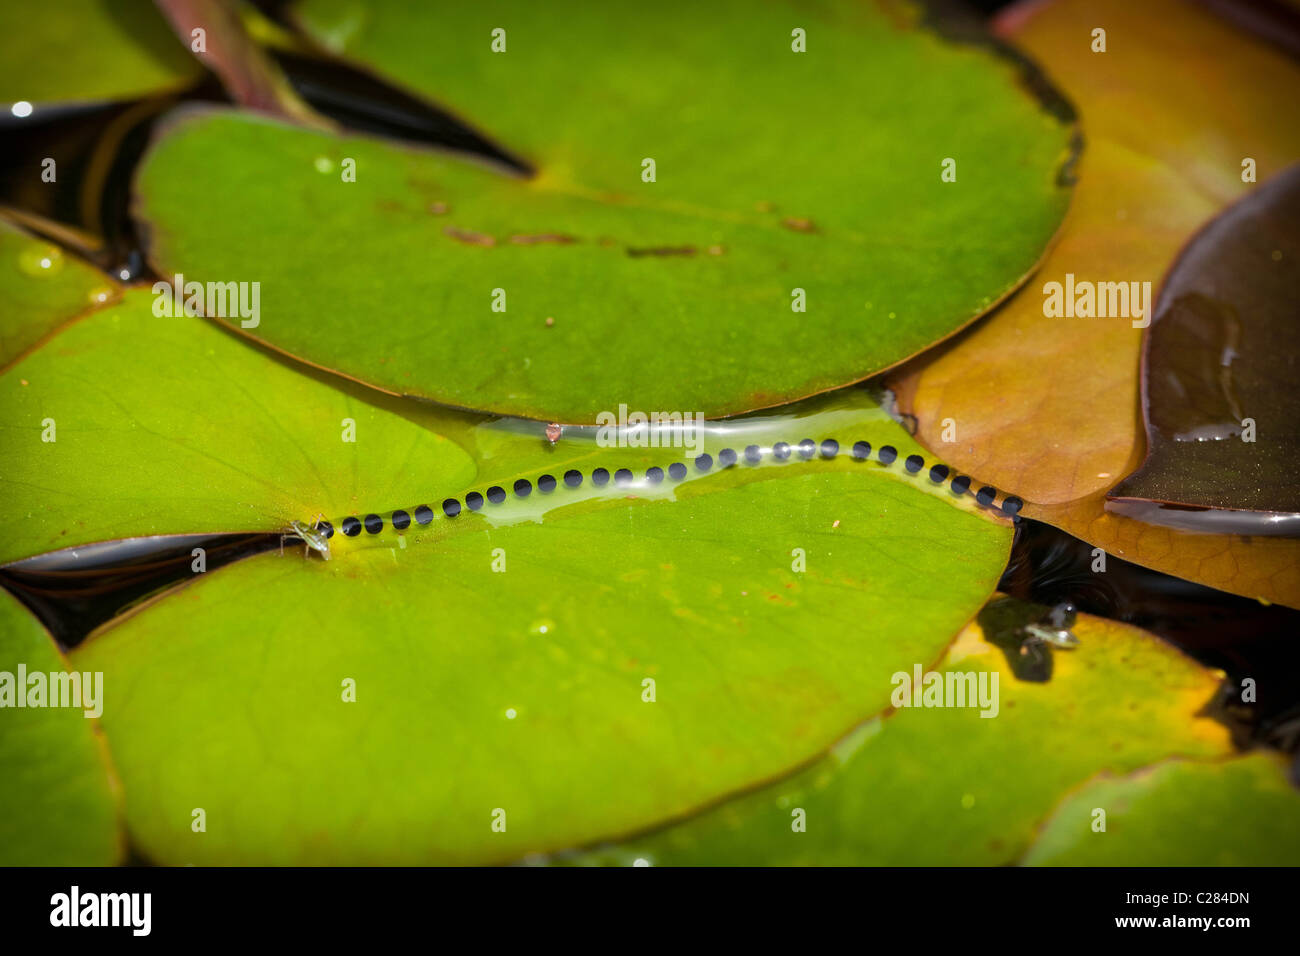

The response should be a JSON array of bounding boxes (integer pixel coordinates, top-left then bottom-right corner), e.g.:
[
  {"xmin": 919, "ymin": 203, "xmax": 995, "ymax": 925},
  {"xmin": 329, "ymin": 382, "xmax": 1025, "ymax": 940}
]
[{"xmin": 291, "ymin": 437, "xmax": 1023, "ymax": 557}]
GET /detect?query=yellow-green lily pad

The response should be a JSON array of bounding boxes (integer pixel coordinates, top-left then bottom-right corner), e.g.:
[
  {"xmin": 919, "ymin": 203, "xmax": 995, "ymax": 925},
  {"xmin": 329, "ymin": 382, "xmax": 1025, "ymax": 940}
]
[
  {"xmin": 132, "ymin": 0, "xmax": 1075, "ymax": 422},
  {"xmin": 0, "ymin": 289, "xmax": 475, "ymax": 565},
  {"xmin": 69, "ymin": 393, "xmax": 1012, "ymax": 864},
  {"xmin": 0, "ymin": 0, "xmax": 199, "ymax": 107},
  {"xmin": 0, "ymin": 218, "xmax": 119, "ymax": 368},
  {"xmin": 0, "ymin": 587, "xmax": 121, "ymax": 865},
  {"xmin": 563, "ymin": 603, "xmax": 1290, "ymax": 865},
  {"xmin": 1023, "ymin": 752, "xmax": 1300, "ymax": 866}
]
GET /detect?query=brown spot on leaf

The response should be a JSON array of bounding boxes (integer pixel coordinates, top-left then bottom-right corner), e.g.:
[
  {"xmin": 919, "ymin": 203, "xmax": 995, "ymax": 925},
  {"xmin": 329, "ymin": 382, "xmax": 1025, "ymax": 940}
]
[
  {"xmin": 781, "ymin": 217, "xmax": 818, "ymax": 233},
  {"xmin": 443, "ymin": 226, "xmax": 496, "ymax": 247},
  {"xmin": 428, "ymin": 202, "xmax": 449, "ymax": 214},
  {"xmin": 627, "ymin": 246, "xmax": 696, "ymax": 258},
  {"xmin": 509, "ymin": 233, "xmax": 577, "ymax": 245}
]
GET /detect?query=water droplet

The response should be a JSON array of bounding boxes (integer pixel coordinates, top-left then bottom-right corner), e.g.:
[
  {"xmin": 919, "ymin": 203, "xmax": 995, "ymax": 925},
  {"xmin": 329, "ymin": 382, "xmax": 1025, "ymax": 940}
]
[
  {"xmin": 632, "ymin": 858, "xmax": 651, "ymax": 867},
  {"xmin": 545, "ymin": 422, "xmax": 562, "ymax": 444},
  {"xmin": 529, "ymin": 619, "xmax": 555, "ymax": 637},
  {"xmin": 1149, "ymin": 293, "xmax": 1246, "ymax": 442},
  {"xmin": 19, "ymin": 245, "xmax": 63, "ymax": 277},
  {"xmin": 505, "ymin": 708, "xmax": 517, "ymax": 719},
  {"xmin": 11, "ymin": 101, "xmax": 33, "ymax": 118},
  {"xmin": 961, "ymin": 793, "xmax": 976, "ymax": 809},
  {"xmin": 313, "ymin": 156, "xmax": 334, "ymax": 174}
]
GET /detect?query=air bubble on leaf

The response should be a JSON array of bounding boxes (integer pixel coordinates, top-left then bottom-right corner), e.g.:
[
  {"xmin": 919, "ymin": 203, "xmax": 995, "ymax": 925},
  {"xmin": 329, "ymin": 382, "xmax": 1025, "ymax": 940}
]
[
  {"xmin": 18, "ymin": 245, "xmax": 63, "ymax": 277},
  {"xmin": 529, "ymin": 619, "xmax": 555, "ymax": 637}
]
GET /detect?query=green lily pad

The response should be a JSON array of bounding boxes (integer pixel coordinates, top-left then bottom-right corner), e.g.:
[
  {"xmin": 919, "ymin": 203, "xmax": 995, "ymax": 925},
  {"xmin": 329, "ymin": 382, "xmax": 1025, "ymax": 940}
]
[
  {"xmin": 1023, "ymin": 752, "xmax": 1300, "ymax": 866},
  {"xmin": 0, "ymin": 587, "xmax": 121, "ymax": 865},
  {"xmin": 564, "ymin": 603, "xmax": 1268, "ymax": 866},
  {"xmin": 0, "ymin": 289, "xmax": 475, "ymax": 565},
  {"xmin": 134, "ymin": 0, "xmax": 1075, "ymax": 422},
  {"xmin": 1109, "ymin": 164, "xmax": 1300, "ymax": 532},
  {"xmin": 69, "ymin": 393, "xmax": 1011, "ymax": 864},
  {"xmin": 0, "ymin": 0, "xmax": 199, "ymax": 107},
  {"xmin": 0, "ymin": 219, "xmax": 119, "ymax": 367}
]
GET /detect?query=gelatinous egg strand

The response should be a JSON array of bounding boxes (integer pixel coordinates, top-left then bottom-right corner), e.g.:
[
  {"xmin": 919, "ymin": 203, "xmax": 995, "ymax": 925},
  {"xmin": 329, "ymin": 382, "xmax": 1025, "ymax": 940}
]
[{"xmin": 303, "ymin": 437, "xmax": 1024, "ymax": 548}]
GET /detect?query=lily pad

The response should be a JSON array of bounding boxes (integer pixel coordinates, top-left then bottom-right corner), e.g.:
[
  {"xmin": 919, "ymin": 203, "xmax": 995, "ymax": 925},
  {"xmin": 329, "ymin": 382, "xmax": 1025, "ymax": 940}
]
[
  {"xmin": 890, "ymin": 0, "xmax": 1300, "ymax": 507},
  {"xmin": 0, "ymin": 587, "xmax": 121, "ymax": 865},
  {"xmin": 69, "ymin": 395, "xmax": 1011, "ymax": 864},
  {"xmin": 1032, "ymin": 495, "xmax": 1300, "ymax": 608},
  {"xmin": 564, "ymin": 601, "xmax": 1281, "ymax": 866},
  {"xmin": 0, "ymin": 218, "xmax": 119, "ymax": 367},
  {"xmin": 1109, "ymin": 165, "xmax": 1300, "ymax": 530},
  {"xmin": 0, "ymin": 289, "xmax": 475, "ymax": 565},
  {"xmin": 888, "ymin": 0, "xmax": 1300, "ymax": 604},
  {"xmin": 132, "ymin": 0, "xmax": 1076, "ymax": 422},
  {"xmin": 0, "ymin": 0, "xmax": 200, "ymax": 107},
  {"xmin": 1023, "ymin": 752, "xmax": 1300, "ymax": 866}
]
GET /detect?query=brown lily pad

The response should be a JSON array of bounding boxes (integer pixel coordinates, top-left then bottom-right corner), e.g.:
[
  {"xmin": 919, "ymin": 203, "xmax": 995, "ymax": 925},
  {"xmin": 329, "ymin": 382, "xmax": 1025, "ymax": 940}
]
[
  {"xmin": 890, "ymin": 0, "xmax": 1300, "ymax": 508},
  {"xmin": 1109, "ymin": 165, "xmax": 1300, "ymax": 533}
]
